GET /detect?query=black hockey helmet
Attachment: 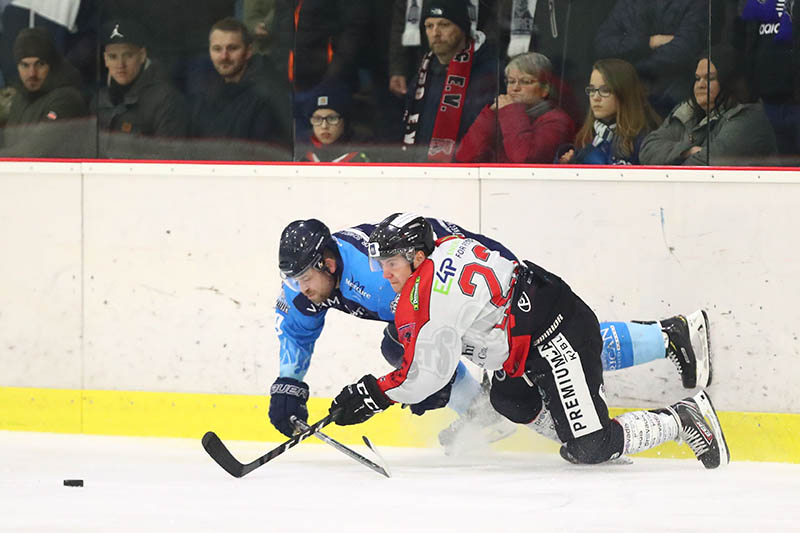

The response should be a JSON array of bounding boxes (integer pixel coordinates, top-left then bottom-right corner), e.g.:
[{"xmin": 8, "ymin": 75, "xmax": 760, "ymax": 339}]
[
  {"xmin": 278, "ymin": 219, "xmax": 332, "ymax": 281},
  {"xmin": 367, "ymin": 213, "xmax": 434, "ymax": 271}
]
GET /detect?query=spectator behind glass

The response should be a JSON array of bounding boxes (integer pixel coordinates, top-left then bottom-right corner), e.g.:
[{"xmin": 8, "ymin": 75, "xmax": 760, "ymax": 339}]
[
  {"xmin": 559, "ymin": 58, "xmax": 661, "ymax": 165},
  {"xmin": 296, "ymin": 83, "xmax": 369, "ymax": 163},
  {"xmin": 242, "ymin": 0, "xmax": 274, "ymax": 55},
  {"xmin": 402, "ymin": 0, "xmax": 498, "ymax": 163},
  {"xmin": 0, "ymin": 0, "xmax": 81, "ymax": 87},
  {"xmin": 456, "ymin": 52, "xmax": 575, "ymax": 163},
  {"xmin": 271, "ymin": 0, "xmax": 370, "ymax": 92},
  {"xmin": 593, "ymin": 0, "xmax": 706, "ymax": 118},
  {"xmin": 389, "ymin": 0, "xmax": 489, "ymax": 99},
  {"xmin": 92, "ymin": 19, "xmax": 188, "ymax": 159},
  {"xmin": 0, "ymin": 26, "xmax": 89, "ymax": 157},
  {"xmin": 739, "ymin": 0, "xmax": 800, "ymax": 161},
  {"xmin": 189, "ymin": 17, "xmax": 290, "ymax": 160},
  {"xmin": 495, "ymin": 0, "xmax": 617, "ymax": 122},
  {"xmin": 640, "ymin": 46, "xmax": 778, "ymax": 166}
]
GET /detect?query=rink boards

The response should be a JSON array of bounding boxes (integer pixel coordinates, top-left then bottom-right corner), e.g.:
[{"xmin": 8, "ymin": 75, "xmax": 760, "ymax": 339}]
[
  {"xmin": 1, "ymin": 161, "xmax": 799, "ymax": 463},
  {"xmin": 1, "ymin": 385, "xmax": 799, "ymax": 463}
]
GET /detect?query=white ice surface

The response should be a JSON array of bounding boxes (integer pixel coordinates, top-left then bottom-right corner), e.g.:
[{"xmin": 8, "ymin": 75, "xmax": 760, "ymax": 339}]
[{"xmin": 1, "ymin": 431, "xmax": 798, "ymax": 533}]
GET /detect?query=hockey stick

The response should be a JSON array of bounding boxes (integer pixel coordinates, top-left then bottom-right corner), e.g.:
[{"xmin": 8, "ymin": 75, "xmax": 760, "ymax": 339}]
[
  {"xmin": 291, "ymin": 417, "xmax": 391, "ymax": 478},
  {"xmin": 201, "ymin": 411, "xmax": 338, "ymax": 478}
]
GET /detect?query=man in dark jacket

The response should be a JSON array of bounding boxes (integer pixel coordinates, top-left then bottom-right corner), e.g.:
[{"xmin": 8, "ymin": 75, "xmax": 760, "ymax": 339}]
[
  {"xmin": 189, "ymin": 17, "xmax": 291, "ymax": 160},
  {"xmin": 739, "ymin": 0, "xmax": 800, "ymax": 160},
  {"xmin": 271, "ymin": 0, "xmax": 370, "ymax": 92},
  {"xmin": 594, "ymin": 0, "xmax": 707, "ymax": 117},
  {"xmin": 1, "ymin": 27, "xmax": 89, "ymax": 157},
  {"xmin": 92, "ymin": 19, "xmax": 188, "ymax": 159},
  {"xmin": 402, "ymin": 0, "xmax": 498, "ymax": 163}
]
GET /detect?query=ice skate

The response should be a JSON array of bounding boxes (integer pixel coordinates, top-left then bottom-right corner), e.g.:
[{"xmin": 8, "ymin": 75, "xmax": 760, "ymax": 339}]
[
  {"xmin": 661, "ymin": 310, "xmax": 711, "ymax": 389},
  {"xmin": 438, "ymin": 391, "xmax": 517, "ymax": 456},
  {"xmin": 664, "ymin": 390, "xmax": 729, "ymax": 469}
]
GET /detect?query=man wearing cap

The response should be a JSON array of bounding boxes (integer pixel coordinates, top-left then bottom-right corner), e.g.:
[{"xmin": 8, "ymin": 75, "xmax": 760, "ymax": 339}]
[
  {"xmin": 402, "ymin": 0, "xmax": 498, "ymax": 162},
  {"xmin": 189, "ymin": 17, "xmax": 290, "ymax": 159},
  {"xmin": 92, "ymin": 19, "xmax": 187, "ymax": 157},
  {"xmin": 1, "ymin": 27, "xmax": 88, "ymax": 156}
]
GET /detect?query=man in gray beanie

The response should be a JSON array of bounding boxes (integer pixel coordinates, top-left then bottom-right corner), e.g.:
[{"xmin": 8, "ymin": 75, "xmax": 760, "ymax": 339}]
[
  {"xmin": 401, "ymin": 0, "xmax": 498, "ymax": 162},
  {"xmin": 1, "ymin": 27, "xmax": 88, "ymax": 156}
]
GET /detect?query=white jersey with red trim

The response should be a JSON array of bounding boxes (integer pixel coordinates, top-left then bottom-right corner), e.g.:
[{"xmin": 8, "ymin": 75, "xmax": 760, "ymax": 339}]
[{"xmin": 376, "ymin": 236, "xmax": 519, "ymax": 405}]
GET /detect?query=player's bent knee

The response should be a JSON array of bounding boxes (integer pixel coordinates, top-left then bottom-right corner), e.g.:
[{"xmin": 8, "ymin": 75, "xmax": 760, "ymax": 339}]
[
  {"xmin": 563, "ymin": 422, "xmax": 624, "ymax": 464},
  {"xmin": 489, "ymin": 374, "xmax": 543, "ymax": 424}
]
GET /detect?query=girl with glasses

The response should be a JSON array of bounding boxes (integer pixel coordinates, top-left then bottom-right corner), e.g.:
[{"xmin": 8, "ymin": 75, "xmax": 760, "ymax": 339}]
[
  {"xmin": 455, "ymin": 52, "xmax": 575, "ymax": 163},
  {"xmin": 558, "ymin": 58, "xmax": 660, "ymax": 165},
  {"xmin": 297, "ymin": 83, "xmax": 370, "ymax": 163}
]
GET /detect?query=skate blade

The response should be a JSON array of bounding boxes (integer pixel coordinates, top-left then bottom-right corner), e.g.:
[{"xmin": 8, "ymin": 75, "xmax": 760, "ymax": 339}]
[
  {"xmin": 687, "ymin": 309, "xmax": 712, "ymax": 388},
  {"xmin": 694, "ymin": 390, "xmax": 730, "ymax": 467}
]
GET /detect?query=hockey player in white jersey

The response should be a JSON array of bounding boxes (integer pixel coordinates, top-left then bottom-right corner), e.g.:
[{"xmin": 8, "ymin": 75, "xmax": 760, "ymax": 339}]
[
  {"xmin": 271, "ymin": 217, "xmax": 711, "ymax": 451},
  {"xmin": 329, "ymin": 213, "xmax": 729, "ymax": 468}
]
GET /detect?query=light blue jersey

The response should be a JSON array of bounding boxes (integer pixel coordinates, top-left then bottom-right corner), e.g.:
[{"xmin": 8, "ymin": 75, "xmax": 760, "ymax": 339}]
[{"xmin": 276, "ymin": 224, "xmax": 394, "ymax": 380}]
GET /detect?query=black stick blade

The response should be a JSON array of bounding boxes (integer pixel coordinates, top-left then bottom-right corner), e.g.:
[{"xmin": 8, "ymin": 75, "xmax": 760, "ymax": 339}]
[{"xmin": 202, "ymin": 431, "xmax": 246, "ymax": 478}]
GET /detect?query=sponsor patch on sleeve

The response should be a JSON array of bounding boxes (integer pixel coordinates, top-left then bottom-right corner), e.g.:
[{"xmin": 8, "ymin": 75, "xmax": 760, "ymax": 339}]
[{"xmin": 276, "ymin": 287, "xmax": 289, "ymax": 313}]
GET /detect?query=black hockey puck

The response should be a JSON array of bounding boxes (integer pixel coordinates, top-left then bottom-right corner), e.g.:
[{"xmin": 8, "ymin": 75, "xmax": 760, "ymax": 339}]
[{"xmin": 63, "ymin": 479, "xmax": 84, "ymax": 487}]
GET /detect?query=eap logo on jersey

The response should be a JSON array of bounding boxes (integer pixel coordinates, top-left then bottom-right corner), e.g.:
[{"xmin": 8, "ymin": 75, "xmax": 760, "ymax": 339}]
[{"xmin": 433, "ymin": 258, "xmax": 456, "ymax": 295}]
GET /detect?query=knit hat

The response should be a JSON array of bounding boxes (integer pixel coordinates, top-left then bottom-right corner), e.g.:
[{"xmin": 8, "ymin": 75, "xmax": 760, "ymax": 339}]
[
  {"xmin": 422, "ymin": 0, "xmax": 471, "ymax": 37},
  {"xmin": 101, "ymin": 19, "xmax": 148, "ymax": 49},
  {"xmin": 306, "ymin": 82, "xmax": 353, "ymax": 119},
  {"xmin": 13, "ymin": 27, "xmax": 59, "ymax": 65}
]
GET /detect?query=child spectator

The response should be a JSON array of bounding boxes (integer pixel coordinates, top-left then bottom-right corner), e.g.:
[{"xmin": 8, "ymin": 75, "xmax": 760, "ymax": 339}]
[{"xmin": 296, "ymin": 83, "xmax": 369, "ymax": 162}]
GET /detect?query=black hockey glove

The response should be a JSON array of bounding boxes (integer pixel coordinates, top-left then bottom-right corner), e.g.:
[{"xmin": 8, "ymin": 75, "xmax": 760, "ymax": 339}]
[
  {"xmin": 269, "ymin": 377, "xmax": 309, "ymax": 437},
  {"xmin": 330, "ymin": 375, "xmax": 392, "ymax": 426},
  {"xmin": 409, "ymin": 370, "xmax": 457, "ymax": 415}
]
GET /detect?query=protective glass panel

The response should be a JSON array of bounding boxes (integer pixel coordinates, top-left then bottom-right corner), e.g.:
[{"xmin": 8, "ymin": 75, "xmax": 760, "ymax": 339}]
[{"xmin": 0, "ymin": 1, "xmax": 795, "ymax": 167}]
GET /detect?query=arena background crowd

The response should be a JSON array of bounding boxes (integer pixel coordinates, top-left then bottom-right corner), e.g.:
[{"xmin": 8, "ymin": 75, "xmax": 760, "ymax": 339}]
[{"xmin": 0, "ymin": 0, "xmax": 796, "ymax": 166}]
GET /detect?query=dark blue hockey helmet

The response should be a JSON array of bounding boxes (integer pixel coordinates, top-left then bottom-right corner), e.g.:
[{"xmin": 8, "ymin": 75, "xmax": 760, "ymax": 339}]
[
  {"xmin": 367, "ymin": 213, "xmax": 434, "ymax": 271},
  {"xmin": 278, "ymin": 219, "xmax": 332, "ymax": 283}
]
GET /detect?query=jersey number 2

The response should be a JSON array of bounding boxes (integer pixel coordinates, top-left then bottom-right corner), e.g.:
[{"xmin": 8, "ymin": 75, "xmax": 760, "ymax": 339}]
[{"xmin": 458, "ymin": 246, "xmax": 508, "ymax": 307}]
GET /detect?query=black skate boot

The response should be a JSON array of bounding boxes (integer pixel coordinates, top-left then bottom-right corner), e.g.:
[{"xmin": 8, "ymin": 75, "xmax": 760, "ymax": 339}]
[
  {"xmin": 663, "ymin": 391, "xmax": 729, "ymax": 469},
  {"xmin": 661, "ymin": 310, "xmax": 711, "ymax": 389}
]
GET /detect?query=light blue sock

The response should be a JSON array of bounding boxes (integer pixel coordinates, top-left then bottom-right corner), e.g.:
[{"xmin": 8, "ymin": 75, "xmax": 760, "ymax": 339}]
[
  {"xmin": 446, "ymin": 361, "xmax": 482, "ymax": 415},
  {"xmin": 446, "ymin": 322, "xmax": 665, "ymax": 414},
  {"xmin": 599, "ymin": 321, "xmax": 665, "ymax": 371}
]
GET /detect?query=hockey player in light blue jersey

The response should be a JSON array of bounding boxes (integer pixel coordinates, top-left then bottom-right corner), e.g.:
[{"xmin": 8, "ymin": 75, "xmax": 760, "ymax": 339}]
[{"xmin": 269, "ymin": 217, "xmax": 711, "ymax": 448}]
